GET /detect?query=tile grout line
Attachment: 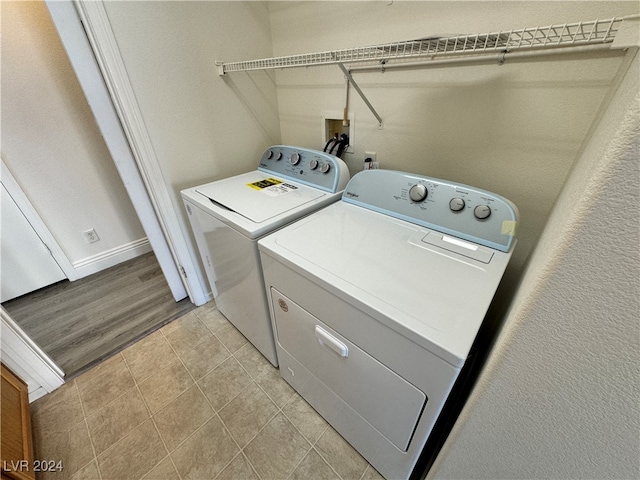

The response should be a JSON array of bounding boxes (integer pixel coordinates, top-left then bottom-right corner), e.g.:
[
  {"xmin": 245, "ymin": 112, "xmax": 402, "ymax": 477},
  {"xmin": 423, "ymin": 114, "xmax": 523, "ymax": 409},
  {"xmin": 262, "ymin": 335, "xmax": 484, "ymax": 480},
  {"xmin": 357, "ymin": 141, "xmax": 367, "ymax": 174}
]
[
  {"xmin": 145, "ymin": 318, "xmax": 214, "ymax": 480},
  {"xmin": 120, "ymin": 332, "xmax": 179, "ymax": 385},
  {"xmin": 76, "ymin": 353, "xmax": 137, "ymax": 416},
  {"xmin": 202, "ymin": 308, "xmax": 347, "ymax": 480},
  {"xmin": 240, "ymin": 378, "xmax": 322, "ymax": 480},
  {"xmin": 156, "ymin": 310, "xmax": 267, "ymax": 480},
  {"xmin": 213, "ymin": 379, "xmax": 269, "ymax": 480},
  {"xmin": 197, "ymin": 305, "xmax": 372, "ymax": 480},
  {"xmin": 83, "ymin": 329, "xmax": 260, "ymax": 480},
  {"xmin": 280, "ymin": 409, "xmax": 343, "ymax": 480},
  {"xmin": 72, "ymin": 379, "xmax": 104, "ymax": 480},
  {"xmin": 313, "ymin": 426, "xmax": 372, "ymax": 480},
  {"xmin": 162, "ymin": 307, "xmax": 238, "ymax": 382},
  {"xmin": 156, "ymin": 355, "xmax": 242, "ymax": 480},
  {"xmin": 225, "ymin": 335, "xmax": 288, "ymax": 480},
  {"xmin": 120, "ymin": 350, "xmax": 183, "ymax": 480},
  {"xmin": 122, "ymin": 305, "xmax": 367, "ymax": 480},
  {"xmin": 193, "ymin": 346, "xmax": 282, "ymax": 480}
]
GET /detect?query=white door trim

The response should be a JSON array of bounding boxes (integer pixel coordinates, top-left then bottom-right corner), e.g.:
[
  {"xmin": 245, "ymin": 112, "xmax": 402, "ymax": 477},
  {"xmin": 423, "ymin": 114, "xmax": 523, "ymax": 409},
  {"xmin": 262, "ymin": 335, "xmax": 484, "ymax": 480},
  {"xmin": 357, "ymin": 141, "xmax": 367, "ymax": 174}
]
[
  {"xmin": 1, "ymin": 307, "xmax": 65, "ymax": 403},
  {"xmin": 1, "ymin": 159, "xmax": 76, "ymax": 281},
  {"xmin": 46, "ymin": 1, "xmax": 206, "ymax": 304}
]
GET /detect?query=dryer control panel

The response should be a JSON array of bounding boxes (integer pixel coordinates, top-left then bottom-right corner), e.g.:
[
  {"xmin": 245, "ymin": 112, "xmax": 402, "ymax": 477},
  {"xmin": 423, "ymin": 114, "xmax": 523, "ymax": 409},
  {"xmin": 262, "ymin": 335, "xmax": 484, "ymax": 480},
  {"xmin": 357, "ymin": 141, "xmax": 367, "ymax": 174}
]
[
  {"xmin": 258, "ymin": 145, "xmax": 350, "ymax": 193},
  {"xmin": 342, "ymin": 169, "xmax": 519, "ymax": 252}
]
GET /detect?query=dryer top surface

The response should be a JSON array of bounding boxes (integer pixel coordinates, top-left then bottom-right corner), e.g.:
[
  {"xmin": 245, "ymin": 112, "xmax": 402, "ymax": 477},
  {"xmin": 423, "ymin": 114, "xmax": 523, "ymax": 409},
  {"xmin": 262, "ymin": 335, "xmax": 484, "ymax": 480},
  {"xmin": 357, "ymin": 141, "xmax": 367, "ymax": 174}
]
[{"xmin": 259, "ymin": 201, "xmax": 513, "ymax": 366}]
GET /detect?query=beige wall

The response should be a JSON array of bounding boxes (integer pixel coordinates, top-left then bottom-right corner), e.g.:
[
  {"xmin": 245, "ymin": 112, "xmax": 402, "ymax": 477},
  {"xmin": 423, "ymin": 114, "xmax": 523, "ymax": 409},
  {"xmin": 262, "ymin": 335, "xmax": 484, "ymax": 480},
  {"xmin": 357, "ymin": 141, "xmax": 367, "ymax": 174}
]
[
  {"xmin": 1, "ymin": 1, "xmax": 146, "ymax": 265},
  {"xmin": 270, "ymin": 1, "xmax": 639, "ymax": 278},
  {"xmin": 429, "ymin": 49, "xmax": 639, "ymax": 479},
  {"xmin": 102, "ymin": 1, "xmax": 280, "ymax": 239}
]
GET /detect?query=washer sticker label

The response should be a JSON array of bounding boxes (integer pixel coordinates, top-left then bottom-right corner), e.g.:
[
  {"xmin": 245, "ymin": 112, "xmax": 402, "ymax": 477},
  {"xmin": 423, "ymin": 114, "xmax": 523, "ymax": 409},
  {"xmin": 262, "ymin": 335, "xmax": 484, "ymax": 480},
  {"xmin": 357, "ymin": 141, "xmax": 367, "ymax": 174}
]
[
  {"xmin": 247, "ymin": 177, "xmax": 282, "ymax": 190},
  {"xmin": 248, "ymin": 178, "xmax": 298, "ymax": 196},
  {"xmin": 262, "ymin": 183, "xmax": 299, "ymax": 196}
]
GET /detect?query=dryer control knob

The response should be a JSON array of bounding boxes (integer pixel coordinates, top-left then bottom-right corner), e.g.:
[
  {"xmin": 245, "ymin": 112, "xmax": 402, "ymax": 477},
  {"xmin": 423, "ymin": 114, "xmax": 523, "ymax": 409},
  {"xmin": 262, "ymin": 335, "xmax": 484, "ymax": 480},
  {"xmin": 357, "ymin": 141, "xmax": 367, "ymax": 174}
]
[
  {"xmin": 321, "ymin": 163, "xmax": 331, "ymax": 174},
  {"xmin": 449, "ymin": 198, "xmax": 465, "ymax": 212},
  {"xmin": 409, "ymin": 184, "xmax": 428, "ymax": 202},
  {"xmin": 290, "ymin": 153, "xmax": 301, "ymax": 165},
  {"xmin": 474, "ymin": 204, "xmax": 492, "ymax": 220},
  {"xmin": 309, "ymin": 159, "xmax": 319, "ymax": 170}
]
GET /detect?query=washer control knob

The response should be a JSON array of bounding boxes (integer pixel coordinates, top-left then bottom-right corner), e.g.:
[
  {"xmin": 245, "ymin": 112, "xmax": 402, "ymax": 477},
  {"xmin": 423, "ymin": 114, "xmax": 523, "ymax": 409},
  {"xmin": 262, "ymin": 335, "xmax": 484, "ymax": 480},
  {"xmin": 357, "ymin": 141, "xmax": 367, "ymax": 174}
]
[
  {"xmin": 321, "ymin": 163, "xmax": 331, "ymax": 174},
  {"xmin": 449, "ymin": 198, "xmax": 465, "ymax": 212},
  {"xmin": 474, "ymin": 204, "xmax": 492, "ymax": 220},
  {"xmin": 309, "ymin": 159, "xmax": 319, "ymax": 170},
  {"xmin": 409, "ymin": 184, "xmax": 428, "ymax": 203},
  {"xmin": 290, "ymin": 153, "xmax": 301, "ymax": 165},
  {"xmin": 266, "ymin": 150, "xmax": 274, "ymax": 159}
]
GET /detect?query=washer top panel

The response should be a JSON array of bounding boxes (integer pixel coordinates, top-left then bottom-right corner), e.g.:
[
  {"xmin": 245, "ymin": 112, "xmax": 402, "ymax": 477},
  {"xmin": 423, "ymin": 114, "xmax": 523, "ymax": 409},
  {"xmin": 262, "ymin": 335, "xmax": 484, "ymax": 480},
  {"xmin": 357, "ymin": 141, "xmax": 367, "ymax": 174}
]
[
  {"xmin": 258, "ymin": 145, "xmax": 350, "ymax": 193},
  {"xmin": 195, "ymin": 171, "xmax": 326, "ymax": 224},
  {"xmin": 182, "ymin": 146, "xmax": 351, "ymax": 238}
]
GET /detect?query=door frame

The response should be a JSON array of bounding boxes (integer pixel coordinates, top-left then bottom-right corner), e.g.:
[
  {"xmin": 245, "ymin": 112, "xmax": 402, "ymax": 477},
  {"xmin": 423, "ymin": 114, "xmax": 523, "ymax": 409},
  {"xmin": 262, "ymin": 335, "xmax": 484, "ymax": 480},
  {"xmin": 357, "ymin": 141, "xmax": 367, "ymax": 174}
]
[
  {"xmin": 45, "ymin": 0, "xmax": 208, "ymax": 305},
  {"xmin": 1, "ymin": 307, "xmax": 65, "ymax": 402}
]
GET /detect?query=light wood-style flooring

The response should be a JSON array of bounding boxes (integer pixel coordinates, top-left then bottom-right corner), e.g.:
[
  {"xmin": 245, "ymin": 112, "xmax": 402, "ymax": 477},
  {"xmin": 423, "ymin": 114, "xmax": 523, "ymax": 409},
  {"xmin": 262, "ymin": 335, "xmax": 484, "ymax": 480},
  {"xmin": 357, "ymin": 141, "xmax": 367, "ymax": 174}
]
[{"xmin": 2, "ymin": 252, "xmax": 195, "ymax": 378}]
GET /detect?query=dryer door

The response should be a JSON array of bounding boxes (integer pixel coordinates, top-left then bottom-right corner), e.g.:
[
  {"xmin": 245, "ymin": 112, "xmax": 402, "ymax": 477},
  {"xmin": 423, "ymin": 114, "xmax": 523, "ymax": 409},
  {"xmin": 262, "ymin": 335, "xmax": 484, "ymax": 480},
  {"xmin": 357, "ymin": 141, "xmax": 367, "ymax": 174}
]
[{"xmin": 271, "ymin": 288, "xmax": 427, "ymax": 451}]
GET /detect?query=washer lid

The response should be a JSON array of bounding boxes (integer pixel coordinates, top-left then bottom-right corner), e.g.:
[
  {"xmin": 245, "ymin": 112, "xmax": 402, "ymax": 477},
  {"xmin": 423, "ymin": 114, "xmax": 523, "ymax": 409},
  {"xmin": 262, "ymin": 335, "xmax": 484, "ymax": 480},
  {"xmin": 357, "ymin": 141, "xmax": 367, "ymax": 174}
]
[{"xmin": 196, "ymin": 171, "xmax": 326, "ymax": 223}]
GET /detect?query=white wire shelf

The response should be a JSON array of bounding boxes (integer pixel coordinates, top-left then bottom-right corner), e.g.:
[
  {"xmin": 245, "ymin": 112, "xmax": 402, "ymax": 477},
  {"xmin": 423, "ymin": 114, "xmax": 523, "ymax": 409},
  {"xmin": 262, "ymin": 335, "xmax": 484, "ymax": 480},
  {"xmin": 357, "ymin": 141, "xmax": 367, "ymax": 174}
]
[{"xmin": 217, "ymin": 16, "xmax": 635, "ymax": 75}]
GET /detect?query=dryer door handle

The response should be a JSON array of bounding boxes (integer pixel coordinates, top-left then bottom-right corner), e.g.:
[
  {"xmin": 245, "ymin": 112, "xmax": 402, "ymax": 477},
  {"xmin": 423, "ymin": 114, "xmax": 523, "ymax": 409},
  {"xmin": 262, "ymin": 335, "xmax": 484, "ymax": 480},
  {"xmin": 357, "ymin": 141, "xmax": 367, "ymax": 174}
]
[{"xmin": 315, "ymin": 325, "xmax": 349, "ymax": 357}]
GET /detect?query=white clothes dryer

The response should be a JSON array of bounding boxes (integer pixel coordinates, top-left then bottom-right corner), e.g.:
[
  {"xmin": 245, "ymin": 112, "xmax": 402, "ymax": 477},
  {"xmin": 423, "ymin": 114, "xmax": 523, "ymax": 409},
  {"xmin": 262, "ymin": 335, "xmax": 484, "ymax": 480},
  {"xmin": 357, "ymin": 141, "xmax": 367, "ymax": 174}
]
[
  {"xmin": 258, "ymin": 169, "xmax": 518, "ymax": 479},
  {"xmin": 182, "ymin": 146, "xmax": 350, "ymax": 366}
]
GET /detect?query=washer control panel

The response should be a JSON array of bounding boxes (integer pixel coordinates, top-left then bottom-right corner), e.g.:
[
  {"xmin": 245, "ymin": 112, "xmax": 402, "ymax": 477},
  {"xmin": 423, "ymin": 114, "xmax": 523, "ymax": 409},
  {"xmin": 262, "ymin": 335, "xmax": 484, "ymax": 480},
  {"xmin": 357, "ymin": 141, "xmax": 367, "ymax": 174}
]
[
  {"xmin": 342, "ymin": 169, "xmax": 519, "ymax": 252},
  {"xmin": 258, "ymin": 145, "xmax": 350, "ymax": 193}
]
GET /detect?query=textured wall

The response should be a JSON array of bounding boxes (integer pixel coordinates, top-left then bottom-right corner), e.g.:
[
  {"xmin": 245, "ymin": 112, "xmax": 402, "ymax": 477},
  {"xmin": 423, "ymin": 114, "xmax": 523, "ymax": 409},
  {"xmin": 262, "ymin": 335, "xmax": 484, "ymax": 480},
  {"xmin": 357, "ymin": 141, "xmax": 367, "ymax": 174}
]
[
  {"xmin": 429, "ymin": 49, "xmax": 639, "ymax": 479},
  {"xmin": 270, "ymin": 1, "xmax": 639, "ymax": 282},
  {"xmin": 101, "ymin": 2, "xmax": 280, "ymax": 287},
  {"xmin": 103, "ymin": 1, "xmax": 280, "ymax": 215}
]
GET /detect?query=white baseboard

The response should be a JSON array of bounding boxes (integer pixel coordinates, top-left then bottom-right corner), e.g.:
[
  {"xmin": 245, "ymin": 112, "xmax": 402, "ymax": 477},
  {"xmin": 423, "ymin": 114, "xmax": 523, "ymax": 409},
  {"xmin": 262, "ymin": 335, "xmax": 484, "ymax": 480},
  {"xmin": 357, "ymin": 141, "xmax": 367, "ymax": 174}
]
[{"xmin": 72, "ymin": 238, "xmax": 152, "ymax": 279}]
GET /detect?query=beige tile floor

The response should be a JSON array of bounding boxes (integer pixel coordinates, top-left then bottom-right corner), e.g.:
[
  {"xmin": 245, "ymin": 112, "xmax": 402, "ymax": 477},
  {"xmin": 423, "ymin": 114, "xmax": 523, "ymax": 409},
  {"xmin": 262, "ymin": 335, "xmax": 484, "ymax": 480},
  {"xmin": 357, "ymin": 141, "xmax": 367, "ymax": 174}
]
[{"xmin": 30, "ymin": 303, "xmax": 384, "ymax": 480}]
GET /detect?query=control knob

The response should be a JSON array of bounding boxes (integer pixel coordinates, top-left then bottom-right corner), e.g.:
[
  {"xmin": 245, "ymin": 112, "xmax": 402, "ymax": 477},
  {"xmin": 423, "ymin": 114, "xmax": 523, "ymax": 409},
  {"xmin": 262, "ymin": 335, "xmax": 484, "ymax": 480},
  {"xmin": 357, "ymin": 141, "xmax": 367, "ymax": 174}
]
[
  {"xmin": 290, "ymin": 153, "xmax": 301, "ymax": 165},
  {"xmin": 321, "ymin": 163, "xmax": 331, "ymax": 174},
  {"xmin": 449, "ymin": 198, "xmax": 465, "ymax": 212},
  {"xmin": 474, "ymin": 205, "xmax": 492, "ymax": 220},
  {"xmin": 266, "ymin": 150, "xmax": 274, "ymax": 159},
  {"xmin": 409, "ymin": 184, "xmax": 428, "ymax": 202},
  {"xmin": 309, "ymin": 159, "xmax": 319, "ymax": 170}
]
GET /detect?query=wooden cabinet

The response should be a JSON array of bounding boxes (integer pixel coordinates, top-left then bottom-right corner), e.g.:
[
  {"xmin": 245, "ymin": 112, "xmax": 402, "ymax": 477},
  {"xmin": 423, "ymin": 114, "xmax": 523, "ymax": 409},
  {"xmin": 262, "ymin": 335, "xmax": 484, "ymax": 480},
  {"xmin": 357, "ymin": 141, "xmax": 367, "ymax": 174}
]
[{"xmin": 1, "ymin": 363, "xmax": 35, "ymax": 480}]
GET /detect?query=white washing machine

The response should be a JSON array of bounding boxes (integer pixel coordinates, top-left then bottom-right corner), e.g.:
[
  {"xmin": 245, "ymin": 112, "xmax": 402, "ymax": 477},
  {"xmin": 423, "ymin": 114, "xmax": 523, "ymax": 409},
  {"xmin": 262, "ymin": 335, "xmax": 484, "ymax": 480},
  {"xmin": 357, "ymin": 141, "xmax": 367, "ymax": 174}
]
[
  {"xmin": 181, "ymin": 146, "xmax": 350, "ymax": 366},
  {"xmin": 258, "ymin": 169, "xmax": 518, "ymax": 479}
]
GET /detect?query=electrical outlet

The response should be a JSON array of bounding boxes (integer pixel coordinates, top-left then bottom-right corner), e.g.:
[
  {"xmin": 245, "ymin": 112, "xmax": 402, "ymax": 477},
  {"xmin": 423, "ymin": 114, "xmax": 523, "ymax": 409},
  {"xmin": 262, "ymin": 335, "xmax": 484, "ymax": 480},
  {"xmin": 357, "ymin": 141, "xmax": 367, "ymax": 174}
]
[{"xmin": 83, "ymin": 228, "xmax": 100, "ymax": 244}]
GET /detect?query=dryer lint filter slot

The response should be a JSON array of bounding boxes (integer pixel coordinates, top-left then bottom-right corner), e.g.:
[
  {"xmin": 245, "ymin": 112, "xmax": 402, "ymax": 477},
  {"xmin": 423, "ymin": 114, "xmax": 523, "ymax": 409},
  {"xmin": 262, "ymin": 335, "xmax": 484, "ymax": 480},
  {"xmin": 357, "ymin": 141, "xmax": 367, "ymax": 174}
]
[{"xmin": 420, "ymin": 232, "xmax": 494, "ymax": 264}]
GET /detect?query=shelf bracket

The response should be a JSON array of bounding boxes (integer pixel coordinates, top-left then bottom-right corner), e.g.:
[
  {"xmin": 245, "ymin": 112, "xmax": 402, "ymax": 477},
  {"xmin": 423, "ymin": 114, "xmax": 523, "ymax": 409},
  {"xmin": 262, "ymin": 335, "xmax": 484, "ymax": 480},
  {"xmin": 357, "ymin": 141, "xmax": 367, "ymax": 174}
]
[{"xmin": 337, "ymin": 63, "xmax": 383, "ymax": 128}]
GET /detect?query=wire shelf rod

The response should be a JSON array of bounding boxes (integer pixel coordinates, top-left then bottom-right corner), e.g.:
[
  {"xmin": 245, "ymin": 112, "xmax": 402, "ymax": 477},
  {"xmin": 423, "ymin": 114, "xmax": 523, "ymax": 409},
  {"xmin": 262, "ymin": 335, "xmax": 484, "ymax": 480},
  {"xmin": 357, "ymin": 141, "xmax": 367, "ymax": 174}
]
[
  {"xmin": 348, "ymin": 43, "xmax": 618, "ymax": 73},
  {"xmin": 217, "ymin": 15, "xmax": 638, "ymax": 76}
]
